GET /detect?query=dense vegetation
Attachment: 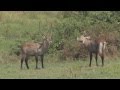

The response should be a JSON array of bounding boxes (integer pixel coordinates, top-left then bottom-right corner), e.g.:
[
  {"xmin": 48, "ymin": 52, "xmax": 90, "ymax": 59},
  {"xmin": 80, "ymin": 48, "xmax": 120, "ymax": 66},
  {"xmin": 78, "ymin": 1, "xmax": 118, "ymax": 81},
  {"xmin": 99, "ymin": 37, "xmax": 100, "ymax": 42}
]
[
  {"xmin": 0, "ymin": 11, "xmax": 120, "ymax": 78},
  {"xmin": 0, "ymin": 11, "xmax": 120, "ymax": 59}
]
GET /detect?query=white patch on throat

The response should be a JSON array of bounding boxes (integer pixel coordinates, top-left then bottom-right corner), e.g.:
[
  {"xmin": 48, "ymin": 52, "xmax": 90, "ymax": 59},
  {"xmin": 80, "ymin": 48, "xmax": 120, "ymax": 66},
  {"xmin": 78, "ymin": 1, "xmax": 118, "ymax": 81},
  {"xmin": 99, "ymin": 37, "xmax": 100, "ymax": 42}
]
[{"xmin": 103, "ymin": 42, "xmax": 106, "ymax": 49}]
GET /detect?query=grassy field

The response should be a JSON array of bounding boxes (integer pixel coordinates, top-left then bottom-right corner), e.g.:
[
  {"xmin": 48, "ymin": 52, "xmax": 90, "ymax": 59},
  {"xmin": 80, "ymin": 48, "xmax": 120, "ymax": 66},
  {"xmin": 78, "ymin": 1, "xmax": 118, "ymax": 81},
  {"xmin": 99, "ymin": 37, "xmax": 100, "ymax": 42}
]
[{"xmin": 0, "ymin": 56, "xmax": 120, "ymax": 79}]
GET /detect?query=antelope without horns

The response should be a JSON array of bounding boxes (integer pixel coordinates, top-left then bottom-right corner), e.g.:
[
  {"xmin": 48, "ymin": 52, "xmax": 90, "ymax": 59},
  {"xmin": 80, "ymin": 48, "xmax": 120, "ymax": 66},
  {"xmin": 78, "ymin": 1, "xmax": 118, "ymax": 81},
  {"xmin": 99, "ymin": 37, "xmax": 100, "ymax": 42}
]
[{"xmin": 77, "ymin": 35, "xmax": 106, "ymax": 67}]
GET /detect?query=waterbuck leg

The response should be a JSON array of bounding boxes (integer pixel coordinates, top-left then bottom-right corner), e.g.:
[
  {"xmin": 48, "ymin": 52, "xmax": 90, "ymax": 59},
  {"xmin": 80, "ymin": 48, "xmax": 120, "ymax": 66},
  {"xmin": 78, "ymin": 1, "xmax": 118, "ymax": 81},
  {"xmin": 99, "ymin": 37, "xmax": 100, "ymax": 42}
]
[
  {"xmin": 89, "ymin": 53, "xmax": 92, "ymax": 67},
  {"xmin": 25, "ymin": 56, "xmax": 29, "ymax": 69},
  {"xmin": 21, "ymin": 55, "xmax": 26, "ymax": 69},
  {"xmin": 101, "ymin": 55, "xmax": 104, "ymax": 67},
  {"xmin": 21, "ymin": 57, "xmax": 24, "ymax": 69},
  {"xmin": 95, "ymin": 53, "xmax": 98, "ymax": 66},
  {"xmin": 41, "ymin": 55, "xmax": 44, "ymax": 68},
  {"xmin": 35, "ymin": 55, "xmax": 38, "ymax": 69}
]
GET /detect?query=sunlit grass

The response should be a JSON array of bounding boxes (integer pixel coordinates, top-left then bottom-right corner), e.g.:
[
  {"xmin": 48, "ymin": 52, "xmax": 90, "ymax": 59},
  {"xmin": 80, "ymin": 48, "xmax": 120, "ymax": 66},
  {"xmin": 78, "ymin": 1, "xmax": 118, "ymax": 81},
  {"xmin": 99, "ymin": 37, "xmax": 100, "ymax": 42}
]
[{"xmin": 0, "ymin": 56, "xmax": 120, "ymax": 79}]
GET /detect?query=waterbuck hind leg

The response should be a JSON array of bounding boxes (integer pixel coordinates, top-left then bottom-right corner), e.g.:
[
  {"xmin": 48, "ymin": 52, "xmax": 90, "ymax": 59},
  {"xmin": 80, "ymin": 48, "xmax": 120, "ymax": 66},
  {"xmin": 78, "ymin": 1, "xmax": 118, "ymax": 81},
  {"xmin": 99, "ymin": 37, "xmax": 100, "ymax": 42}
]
[
  {"xmin": 41, "ymin": 55, "xmax": 44, "ymax": 68},
  {"xmin": 95, "ymin": 53, "xmax": 98, "ymax": 66},
  {"xmin": 89, "ymin": 53, "xmax": 93, "ymax": 67},
  {"xmin": 25, "ymin": 56, "xmax": 29, "ymax": 69},
  {"xmin": 21, "ymin": 55, "xmax": 26, "ymax": 69},
  {"xmin": 101, "ymin": 55, "xmax": 104, "ymax": 67},
  {"xmin": 35, "ymin": 55, "xmax": 38, "ymax": 69},
  {"xmin": 21, "ymin": 57, "xmax": 24, "ymax": 69}
]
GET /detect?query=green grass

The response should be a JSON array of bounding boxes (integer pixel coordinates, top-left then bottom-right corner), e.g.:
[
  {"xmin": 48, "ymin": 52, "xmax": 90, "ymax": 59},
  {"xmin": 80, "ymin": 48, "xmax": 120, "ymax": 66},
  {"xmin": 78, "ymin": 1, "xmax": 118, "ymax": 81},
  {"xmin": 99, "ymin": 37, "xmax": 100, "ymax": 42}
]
[
  {"xmin": 0, "ymin": 56, "xmax": 120, "ymax": 79},
  {"xmin": 0, "ymin": 12, "xmax": 59, "ymax": 52}
]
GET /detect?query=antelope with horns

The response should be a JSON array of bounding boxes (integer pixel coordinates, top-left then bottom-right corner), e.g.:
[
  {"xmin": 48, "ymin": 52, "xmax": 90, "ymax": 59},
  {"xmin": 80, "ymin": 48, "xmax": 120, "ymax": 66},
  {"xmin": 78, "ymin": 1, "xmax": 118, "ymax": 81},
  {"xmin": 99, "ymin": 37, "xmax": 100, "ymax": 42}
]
[
  {"xmin": 77, "ymin": 35, "xmax": 106, "ymax": 67},
  {"xmin": 20, "ymin": 35, "xmax": 52, "ymax": 69}
]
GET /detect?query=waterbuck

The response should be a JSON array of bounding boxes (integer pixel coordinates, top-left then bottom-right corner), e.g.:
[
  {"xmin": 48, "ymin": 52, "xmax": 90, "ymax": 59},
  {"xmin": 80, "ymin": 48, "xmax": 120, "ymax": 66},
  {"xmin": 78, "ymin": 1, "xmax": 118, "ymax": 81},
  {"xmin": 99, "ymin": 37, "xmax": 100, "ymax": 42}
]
[
  {"xmin": 77, "ymin": 35, "xmax": 106, "ymax": 67},
  {"xmin": 20, "ymin": 35, "xmax": 52, "ymax": 69}
]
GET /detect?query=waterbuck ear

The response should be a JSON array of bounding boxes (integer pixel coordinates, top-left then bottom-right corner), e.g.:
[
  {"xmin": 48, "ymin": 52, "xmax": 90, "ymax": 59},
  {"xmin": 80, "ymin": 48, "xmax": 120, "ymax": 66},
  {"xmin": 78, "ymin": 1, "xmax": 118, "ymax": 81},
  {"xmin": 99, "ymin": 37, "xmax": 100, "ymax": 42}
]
[{"xmin": 86, "ymin": 36, "xmax": 91, "ymax": 40}]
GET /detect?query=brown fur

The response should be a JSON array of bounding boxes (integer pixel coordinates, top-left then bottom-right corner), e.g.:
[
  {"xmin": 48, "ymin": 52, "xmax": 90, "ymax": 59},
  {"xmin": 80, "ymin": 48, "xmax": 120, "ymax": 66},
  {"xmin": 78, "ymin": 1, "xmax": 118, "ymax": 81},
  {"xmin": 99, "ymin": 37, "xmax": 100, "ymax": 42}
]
[
  {"xmin": 77, "ymin": 35, "xmax": 106, "ymax": 67},
  {"xmin": 20, "ymin": 36, "xmax": 52, "ymax": 69}
]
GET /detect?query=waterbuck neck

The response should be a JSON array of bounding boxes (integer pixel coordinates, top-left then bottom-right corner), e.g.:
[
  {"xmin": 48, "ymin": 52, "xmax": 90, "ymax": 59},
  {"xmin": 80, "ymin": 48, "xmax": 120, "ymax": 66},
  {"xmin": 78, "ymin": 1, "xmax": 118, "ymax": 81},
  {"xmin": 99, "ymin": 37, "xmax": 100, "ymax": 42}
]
[
  {"xmin": 83, "ymin": 39, "xmax": 91, "ymax": 47},
  {"xmin": 44, "ymin": 39, "xmax": 49, "ymax": 48},
  {"xmin": 40, "ymin": 39, "xmax": 50, "ymax": 53}
]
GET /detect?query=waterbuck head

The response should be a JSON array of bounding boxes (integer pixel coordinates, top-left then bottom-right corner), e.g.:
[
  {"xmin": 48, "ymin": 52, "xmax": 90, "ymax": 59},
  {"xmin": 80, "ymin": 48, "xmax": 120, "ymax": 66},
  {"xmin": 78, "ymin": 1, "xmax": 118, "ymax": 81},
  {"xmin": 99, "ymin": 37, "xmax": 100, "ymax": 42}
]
[
  {"xmin": 77, "ymin": 35, "xmax": 91, "ymax": 44},
  {"xmin": 42, "ymin": 35, "xmax": 52, "ymax": 45}
]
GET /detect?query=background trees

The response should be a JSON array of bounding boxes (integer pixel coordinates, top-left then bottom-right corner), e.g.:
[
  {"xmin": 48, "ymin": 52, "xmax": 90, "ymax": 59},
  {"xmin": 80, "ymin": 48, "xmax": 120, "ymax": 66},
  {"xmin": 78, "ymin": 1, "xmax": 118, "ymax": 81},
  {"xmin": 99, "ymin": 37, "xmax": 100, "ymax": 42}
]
[{"xmin": 0, "ymin": 11, "xmax": 120, "ymax": 60}]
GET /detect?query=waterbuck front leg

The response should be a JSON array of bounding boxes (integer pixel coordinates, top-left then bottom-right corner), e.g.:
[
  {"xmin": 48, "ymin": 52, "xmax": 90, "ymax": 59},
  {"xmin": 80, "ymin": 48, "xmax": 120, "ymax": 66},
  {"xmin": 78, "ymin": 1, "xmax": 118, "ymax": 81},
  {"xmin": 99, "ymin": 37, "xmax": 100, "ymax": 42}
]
[
  {"xmin": 89, "ymin": 52, "xmax": 93, "ymax": 67},
  {"xmin": 41, "ymin": 55, "xmax": 44, "ymax": 68},
  {"xmin": 21, "ymin": 57, "xmax": 24, "ymax": 69},
  {"xmin": 95, "ymin": 53, "xmax": 98, "ymax": 66},
  {"xmin": 101, "ymin": 55, "xmax": 104, "ymax": 67},
  {"xmin": 25, "ymin": 56, "xmax": 29, "ymax": 69},
  {"xmin": 35, "ymin": 55, "xmax": 38, "ymax": 69}
]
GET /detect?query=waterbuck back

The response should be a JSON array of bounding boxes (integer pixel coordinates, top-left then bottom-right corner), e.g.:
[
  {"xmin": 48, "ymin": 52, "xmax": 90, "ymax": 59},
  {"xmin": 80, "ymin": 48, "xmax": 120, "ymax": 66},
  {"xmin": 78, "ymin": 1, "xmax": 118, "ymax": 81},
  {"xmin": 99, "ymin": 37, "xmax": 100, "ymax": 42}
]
[{"xmin": 21, "ymin": 42, "xmax": 43, "ymax": 55}]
